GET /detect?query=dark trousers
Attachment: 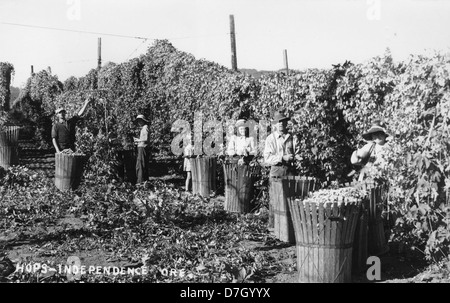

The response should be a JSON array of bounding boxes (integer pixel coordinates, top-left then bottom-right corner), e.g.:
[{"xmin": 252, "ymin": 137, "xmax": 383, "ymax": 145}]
[{"xmin": 136, "ymin": 147, "xmax": 149, "ymax": 183}]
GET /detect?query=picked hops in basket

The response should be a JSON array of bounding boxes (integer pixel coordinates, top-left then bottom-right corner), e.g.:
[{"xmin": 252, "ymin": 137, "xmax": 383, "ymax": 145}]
[
  {"xmin": 289, "ymin": 186, "xmax": 365, "ymax": 283},
  {"xmin": 302, "ymin": 187, "xmax": 366, "ymax": 204},
  {"xmin": 60, "ymin": 149, "xmax": 85, "ymax": 156}
]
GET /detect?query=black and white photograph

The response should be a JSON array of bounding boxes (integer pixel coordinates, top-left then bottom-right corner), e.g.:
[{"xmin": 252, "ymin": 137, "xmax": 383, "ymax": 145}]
[{"xmin": 1, "ymin": 0, "xmax": 450, "ymax": 292}]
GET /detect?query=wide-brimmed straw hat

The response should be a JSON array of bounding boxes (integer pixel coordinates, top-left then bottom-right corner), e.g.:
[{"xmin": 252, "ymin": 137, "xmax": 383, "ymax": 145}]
[
  {"xmin": 55, "ymin": 107, "xmax": 66, "ymax": 114},
  {"xmin": 235, "ymin": 119, "xmax": 246, "ymax": 127},
  {"xmin": 134, "ymin": 114, "xmax": 149, "ymax": 123},
  {"xmin": 272, "ymin": 112, "xmax": 290, "ymax": 124},
  {"xmin": 362, "ymin": 120, "xmax": 389, "ymax": 141}
]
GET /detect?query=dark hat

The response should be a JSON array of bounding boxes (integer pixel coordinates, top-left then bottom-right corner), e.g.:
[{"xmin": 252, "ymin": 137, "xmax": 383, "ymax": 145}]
[
  {"xmin": 272, "ymin": 112, "xmax": 290, "ymax": 124},
  {"xmin": 362, "ymin": 121, "xmax": 389, "ymax": 141},
  {"xmin": 134, "ymin": 114, "xmax": 149, "ymax": 123}
]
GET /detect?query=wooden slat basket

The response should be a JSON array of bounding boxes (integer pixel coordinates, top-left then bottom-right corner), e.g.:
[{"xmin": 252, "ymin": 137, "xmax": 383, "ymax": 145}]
[
  {"xmin": 55, "ymin": 153, "xmax": 87, "ymax": 191},
  {"xmin": 270, "ymin": 176, "xmax": 319, "ymax": 243},
  {"xmin": 190, "ymin": 156, "xmax": 217, "ymax": 197},
  {"xmin": 288, "ymin": 196, "xmax": 361, "ymax": 283},
  {"xmin": 116, "ymin": 149, "xmax": 137, "ymax": 184},
  {"xmin": 0, "ymin": 126, "xmax": 21, "ymax": 169},
  {"xmin": 353, "ymin": 181, "xmax": 389, "ymax": 257},
  {"xmin": 223, "ymin": 158, "xmax": 259, "ymax": 213}
]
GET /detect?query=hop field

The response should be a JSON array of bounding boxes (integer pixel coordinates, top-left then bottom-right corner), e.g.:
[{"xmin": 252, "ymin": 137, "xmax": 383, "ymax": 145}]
[{"xmin": 1, "ymin": 40, "xmax": 450, "ymax": 284}]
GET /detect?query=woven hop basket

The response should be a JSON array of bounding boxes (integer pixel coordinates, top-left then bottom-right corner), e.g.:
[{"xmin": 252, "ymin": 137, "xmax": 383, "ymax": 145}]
[
  {"xmin": 288, "ymin": 187, "xmax": 364, "ymax": 283},
  {"xmin": 0, "ymin": 126, "xmax": 21, "ymax": 169}
]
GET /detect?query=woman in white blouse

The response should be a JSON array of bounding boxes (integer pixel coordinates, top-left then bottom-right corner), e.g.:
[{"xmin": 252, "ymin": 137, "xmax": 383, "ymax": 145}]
[{"xmin": 226, "ymin": 119, "xmax": 256, "ymax": 165}]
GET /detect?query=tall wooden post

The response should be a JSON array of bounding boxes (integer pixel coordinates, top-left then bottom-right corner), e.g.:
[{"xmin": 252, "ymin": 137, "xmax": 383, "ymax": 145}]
[
  {"xmin": 97, "ymin": 38, "xmax": 102, "ymax": 69},
  {"xmin": 229, "ymin": 15, "xmax": 238, "ymax": 71},
  {"xmin": 283, "ymin": 49, "xmax": 289, "ymax": 76},
  {"xmin": 31, "ymin": 65, "xmax": 34, "ymax": 76}
]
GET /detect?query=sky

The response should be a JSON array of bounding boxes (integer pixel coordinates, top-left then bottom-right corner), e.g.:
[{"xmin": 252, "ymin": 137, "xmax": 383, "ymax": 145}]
[{"xmin": 1, "ymin": 0, "xmax": 450, "ymax": 88}]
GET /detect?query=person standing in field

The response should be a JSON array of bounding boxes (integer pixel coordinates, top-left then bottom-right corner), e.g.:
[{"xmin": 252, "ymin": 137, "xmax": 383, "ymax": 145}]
[
  {"xmin": 134, "ymin": 114, "xmax": 151, "ymax": 184},
  {"xmin": 263, "ymin": 111, "xmax": 300, "ymax": 230},
  {"xmin": 350, "ymin": 119, "xmax": 390, "ymax": 181},
  {"xmin": 350, "ymin": 120, "xmax": 392, "ymax": 250},
  {"xmin": 183, "ymin": 133, "xmax": 194, "ymax": 192},
  {"xmin": 51, "ymin": 97, "xmax": 93, "ymax": 153},
  {"xmin": 227, "ymin": 119, "xmax": 256, "ymax": 165},
  {"xmin": 263, "ymin": 112, "xmax": 299, "ymax": 177}
]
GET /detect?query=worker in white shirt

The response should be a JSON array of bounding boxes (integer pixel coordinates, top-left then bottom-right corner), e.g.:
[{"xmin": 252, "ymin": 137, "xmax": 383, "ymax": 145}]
[
  {"xmin": 227, "ymin": 119, "xmax": 256, "ymax": 165},
  {"xmin": 183, "ymin": 133, "xmax": 194, "ymax": 192},
  {"xmin": 133, "ymin": 114, "xmax": 150, "ymax": 183},
  {"xmin": 263, "ymin": 111, "xmax": 300, "ymax": 231},
  {"xmin": 263, "ymin": 112, "xmax": 299, "ymax": 177}
]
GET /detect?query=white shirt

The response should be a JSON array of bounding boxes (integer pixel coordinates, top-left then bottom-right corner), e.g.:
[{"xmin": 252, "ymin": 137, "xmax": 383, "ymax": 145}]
[
  {"xmin": 137, "ymin": 125, "xmax": 149, "ymax": 148},
  {"xmin": 263, "ymin": 131, "xmax": 298, "ymax": 166},
  {"xmin": 184, "ymin": 143, "xmax": 194, "ymax": 157},
  {"xmin": 226, "ymin": 135, "xmax": 256, "ymax": 156}
]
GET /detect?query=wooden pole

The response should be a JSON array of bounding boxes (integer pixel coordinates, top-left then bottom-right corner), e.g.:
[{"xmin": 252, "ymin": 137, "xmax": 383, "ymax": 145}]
[
  {"xmin": 229, "ymin": 15, "xmax": 238, "ymax": 71},
  {"xmin": 31, "ymin": 65, "xmax": 34, "ymax": 76},
  {"xmin": 283, "ymin": 49, "xmax": 289, "ymax": 76},
  {"xmin": 97, "ymin": 37, "xmax": 102, "ymax": 69}
]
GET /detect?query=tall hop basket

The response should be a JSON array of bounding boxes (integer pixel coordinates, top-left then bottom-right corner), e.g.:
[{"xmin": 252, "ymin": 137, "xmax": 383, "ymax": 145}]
[
  {"xmin": 55, "ymin": 152, "xmax": 87, "ymax": 191},
  {"xmin": 269, "ymin": 176, "xmax": 319, "ymax": 243},
  {"xmin": 0, "ymin": 126, "xmax": 21, "ymax": 169},
  {"xmin": 223, "ymin": 157, "xmax": 261, "ymax": 213},
  {"xmin": 288, "ymin": 187, "xmax": 363, "ymax": 283},
  {"xmin": 116, "ymin": 149, "xmax": 137, "ymax": 184},
  {"xmin": 190, "ymin": 156, "xmax": 217, "ymax": 197},
  {"xmin": 352, "ymin": 181, "xmax": 389, "ymax": 260}
]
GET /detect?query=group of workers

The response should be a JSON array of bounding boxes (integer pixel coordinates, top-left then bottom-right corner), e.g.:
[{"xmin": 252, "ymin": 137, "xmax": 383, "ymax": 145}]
[
  {"xmin": 51, "ymin": 97, "xmax": 151, "ymax": 184},
  {"xmin": 51, "ymin": 97, "xmax": 389, "ymax": 188},
  {"xmin": 182, "ymin": 111, "xmax": 390, "ymax": 191}
]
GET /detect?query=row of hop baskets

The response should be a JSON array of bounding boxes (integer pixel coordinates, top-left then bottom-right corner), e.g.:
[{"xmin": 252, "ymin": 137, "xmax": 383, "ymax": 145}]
[
  {"xmin": 188, "ymin": 156, "xmax": 261, "ymax": 203},
  {"xmin": 271, "ymin": 176, "xmax": 389, "ymax": 283},
  {"xmin": 186, "ymin": 156, "xmax": 390, "ymax": 283}
]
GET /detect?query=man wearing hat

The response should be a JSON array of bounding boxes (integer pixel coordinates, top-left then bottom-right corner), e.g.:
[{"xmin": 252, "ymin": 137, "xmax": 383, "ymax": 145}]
[
  {"xmin": 263, "ymin": 111, "xmax": 299, "ymax": 177},
  {"xmin": 133, "ymin": 114, "xmax": 151, "ymax": 183},
  {"xmin": 263, "ymin": 111, "xmax": 299, "ymax": 231},
  {"xmin": 351, "ymin": 119, "xmax": 389, "ymax": 181},
  {"xmin": 226, "ymin": 118, "xmax": 256, "ymax": 164},
  {"xmin": 51, "ymin": 97, "xmax": 93, "ymax": 153}
]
